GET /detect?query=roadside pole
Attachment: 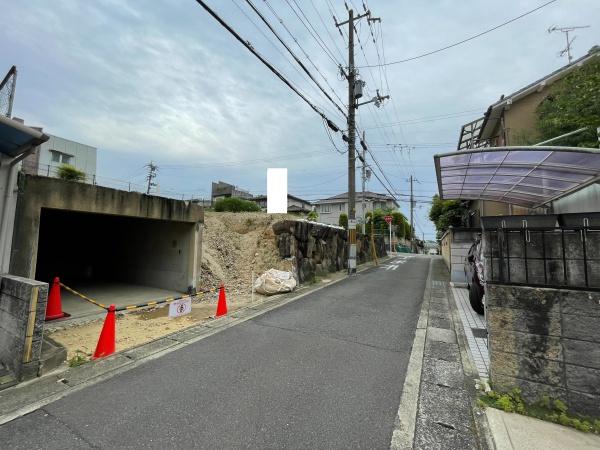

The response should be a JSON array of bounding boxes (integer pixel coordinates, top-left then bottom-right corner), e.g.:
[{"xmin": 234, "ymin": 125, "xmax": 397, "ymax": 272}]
[{"xmin": 384, "ymin": 215, "xmax": 393, "ymax": 255}]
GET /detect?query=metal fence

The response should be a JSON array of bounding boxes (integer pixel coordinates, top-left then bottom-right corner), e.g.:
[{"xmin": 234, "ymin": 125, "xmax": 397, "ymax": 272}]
[
  {"xmin": 0, "ymin": 66, "xmax": 17, "ymax": 117},
  {"xmin": 23, "ymin": 162, "xmax": 204, "ymax": 202},
  {"xmin": 484, "ymin": 225, "xmax": 600, "ymax": 291}
]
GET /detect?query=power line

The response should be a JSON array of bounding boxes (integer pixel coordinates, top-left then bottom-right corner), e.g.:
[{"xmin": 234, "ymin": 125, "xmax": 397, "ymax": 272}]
[
  {"xmin": 193, "ymin": 0, "xmax": 342, "ymax": 132},
  {"xmin": 361, "ymin": 108, "xmax": 484, "ymax": 129},
  {"xmin": 241, "ymin": 0, "xmax": 347, "ymax": 119},
  {"xmin": 282, "ymin": 0, "xmax": 342, "ymax": 67},
  {"xmin": 357, "ymin": 0, "xmax": 559, "ymax": 68},
  {"xmin": 308, "ymin": 0, "xmax": 347, "ymax": 65},
  {"xmin": 231, "ymin": 0, "xmax": 343, "ymax": 122},
  {"xmin": 262, "ymin": 0, "xmax": 348, "ymax": 113}
]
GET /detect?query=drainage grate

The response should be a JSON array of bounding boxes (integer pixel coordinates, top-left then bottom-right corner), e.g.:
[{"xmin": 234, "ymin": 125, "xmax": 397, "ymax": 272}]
[{"xmin": 471, "ymin": 328, "xmax": 487, "ymax": 339}]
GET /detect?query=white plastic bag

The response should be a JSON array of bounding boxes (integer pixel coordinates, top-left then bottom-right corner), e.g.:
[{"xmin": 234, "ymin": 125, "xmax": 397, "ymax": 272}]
[{"xmin": 253, "ymin": 269, "xmax": 297, "ymax": 295}]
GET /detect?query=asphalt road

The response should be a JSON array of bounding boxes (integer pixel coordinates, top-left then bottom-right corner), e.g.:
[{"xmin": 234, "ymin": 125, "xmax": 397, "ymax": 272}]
[{"xmin": 0, "ymin": 255, "xmax": 430, "ymax": 449}]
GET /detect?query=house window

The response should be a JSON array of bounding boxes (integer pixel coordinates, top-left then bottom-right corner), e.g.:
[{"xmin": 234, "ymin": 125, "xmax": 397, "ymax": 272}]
[
  {"xmin": 321, "ymin": 205, "xmax": 331, "ymax": 213},
  {"xmin": 50, "ymin": 150, "xmax": 73, "ymax": 165},
  {"xmin": 338, "ymin": 204, "xmax": 343, "ymax": 211}
]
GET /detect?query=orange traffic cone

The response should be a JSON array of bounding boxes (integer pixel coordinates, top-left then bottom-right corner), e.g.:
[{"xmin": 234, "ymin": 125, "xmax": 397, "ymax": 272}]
[
  {"xmin": 216, "ymin": 283, "xmax": 228, "ymax": 317},
  {"xmin": 45, "ymin": 277, "xmax": 67, "ymax": 321},
  {"xmin": 92, "ymin": 304, "xmax": 116, "ymax": 359}
]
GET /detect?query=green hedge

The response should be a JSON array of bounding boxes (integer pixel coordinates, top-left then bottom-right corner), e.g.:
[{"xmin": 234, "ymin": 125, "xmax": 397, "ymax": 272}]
[{"xmin": 213, "ymin": 197, "xmax": 261, "ymax": 212}]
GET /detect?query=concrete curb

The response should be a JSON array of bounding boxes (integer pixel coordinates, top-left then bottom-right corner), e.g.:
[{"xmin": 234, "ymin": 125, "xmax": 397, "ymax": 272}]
[
  {"xmin": 0, "ymin": 257, "xmax": 391, "ymax": 425},
  {"xmin": 389, "ymin": 257, "xmax": 433, "ymax": 449}
]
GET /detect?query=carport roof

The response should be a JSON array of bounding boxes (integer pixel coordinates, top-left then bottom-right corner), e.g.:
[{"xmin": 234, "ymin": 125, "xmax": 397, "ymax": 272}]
[
  {"xmin": 0, "ymin": 115, "xmax": 49, "ymax": 157},
  {"xmin": 434, "ymin": 146, "xmax": 600, "ymax": 208}
]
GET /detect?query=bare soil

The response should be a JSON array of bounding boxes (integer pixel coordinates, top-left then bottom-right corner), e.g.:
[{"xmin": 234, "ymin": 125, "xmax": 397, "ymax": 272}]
[{"xmin": 49, "ymin": 211, "xmax": 299, "ymax": 362}]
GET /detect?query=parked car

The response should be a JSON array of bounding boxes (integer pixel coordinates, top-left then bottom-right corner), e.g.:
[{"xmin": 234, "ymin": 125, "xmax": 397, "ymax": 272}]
[{"xmin": 464, "ymin": 240, "xmax": 485, "ymax": 315}]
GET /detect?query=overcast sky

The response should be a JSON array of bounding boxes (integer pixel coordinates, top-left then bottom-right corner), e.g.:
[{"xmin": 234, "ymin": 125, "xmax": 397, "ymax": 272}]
[{"xmin": 2, "ymin": 0, "xmax": 599, "ymax": 238}]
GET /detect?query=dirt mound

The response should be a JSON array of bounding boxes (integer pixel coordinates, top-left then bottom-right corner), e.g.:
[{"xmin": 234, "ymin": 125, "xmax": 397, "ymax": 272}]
[{"xmin": 199, "ymin": 212, "xmax": 297, "ymax": 295}]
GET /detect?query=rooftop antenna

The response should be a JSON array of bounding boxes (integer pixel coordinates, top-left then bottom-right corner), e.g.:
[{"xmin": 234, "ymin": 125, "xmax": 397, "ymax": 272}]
[{"xmin": 547, "ymin": 25, "xmax": 591, "ymax": 63}]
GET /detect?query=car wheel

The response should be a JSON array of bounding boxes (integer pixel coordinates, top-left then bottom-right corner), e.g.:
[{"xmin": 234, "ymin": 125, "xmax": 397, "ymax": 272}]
[{"xmin": 469, "ymin": 283, "xmax": 484, "ymax": 315}]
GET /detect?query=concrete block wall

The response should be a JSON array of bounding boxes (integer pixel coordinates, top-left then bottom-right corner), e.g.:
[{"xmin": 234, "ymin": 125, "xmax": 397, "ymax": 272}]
[
  {"xmin": 0, "ymin": 275, "xmax": 48, "ymax": 381},
  {"xmin": 273, "ymin": 220, "xmax": 386, "ymax": 283},
  {"xmin": 486, "ymin": 284, "xmax": 600, "ymax": 417}
]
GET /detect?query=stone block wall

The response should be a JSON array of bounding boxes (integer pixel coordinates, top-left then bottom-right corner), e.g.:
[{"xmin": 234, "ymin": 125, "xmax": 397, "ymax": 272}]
[
  {"xmin": 0, "ymin": 275, "xmax": 48, "ymax": 381},
  {"xmin": 486, "ymin": 284, "xmax": 600, "ymax": 417},
  {"xmin": 273, "ymin": 220, "xmax": 386, "ymax": 283}
]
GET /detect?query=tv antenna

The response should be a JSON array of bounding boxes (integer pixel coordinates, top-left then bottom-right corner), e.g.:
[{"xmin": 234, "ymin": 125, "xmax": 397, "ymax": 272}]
[{"xmin": 547, "ymin": 25, "xmax": 591, "ymax": 63}]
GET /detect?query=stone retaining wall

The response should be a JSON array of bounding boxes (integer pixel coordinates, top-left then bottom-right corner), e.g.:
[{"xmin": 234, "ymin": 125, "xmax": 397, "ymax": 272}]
[
  {"xmin": 0, "ymin": 275, "xmax": 48, "ymax": 381},
  {"xmin": 486, "ymin": 283, "xmax": 600, "ymax": 417},
  {"xmin": 273, "ymin": 220, "xmax": 386, "ymax": 283}
]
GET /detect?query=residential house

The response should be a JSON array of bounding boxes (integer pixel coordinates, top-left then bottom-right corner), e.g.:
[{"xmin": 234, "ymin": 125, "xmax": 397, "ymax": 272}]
[
  {"xmin": 250, "ymin": 194, "xmax": 312, "ymax": 214},
  {"xmin": 211, "ymin": 181, "xmax": 253, "ymax": 204},
  {"xmin": 454, "ymin": 45, "xmax": 600, "ymax": 226},
  {"xmin": 21, "ymin": 129, "xmax": 97, "ymax": 183},
  {"xmin": 314, "ymin": 191, "xmax": 399, "ymax": 226}
]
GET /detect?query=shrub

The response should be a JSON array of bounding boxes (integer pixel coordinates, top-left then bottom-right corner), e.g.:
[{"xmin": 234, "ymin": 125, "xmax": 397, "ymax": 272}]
[
  {"xmin": 57, "ymin": 164, "xmax": 86, "ymax": 182},
  {"xmin": 213, "ymin": 197, "xmax": 261, "ymax": 212},
  {"xmin": 339, "ymin": 213, "xmax": 348, "ymax": 229},
  {"xmin": 307, "ymin": 210, "xmax": 318, "ymax": 221}
]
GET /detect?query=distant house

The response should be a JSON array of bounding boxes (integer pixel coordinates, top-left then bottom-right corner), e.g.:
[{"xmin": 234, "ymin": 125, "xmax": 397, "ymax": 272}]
[
  {"xmin": 250, "ymin": 194, "xmax": 312, "ymax": 214},
  {"xmin": 21, "ymin": 129, "xmax": 97, "ymax": 183},
  {"xmin": 314, "ymin": 191, "xmax": 399, "ymax": 225},
  {"xmin": 211, "ymin": 181, "xmax": 253, "ymax": 204}
]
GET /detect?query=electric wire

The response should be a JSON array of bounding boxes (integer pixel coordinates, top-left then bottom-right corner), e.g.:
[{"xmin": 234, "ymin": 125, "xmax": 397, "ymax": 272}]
[
  {"xmin": 192, "ymin": 0, "xmax": 343, "ymax": 134},
  {"xmin": 281, "ymin": 0, "xmax": 342, "ymax": 67},
  {"xmin": 242, "ymin": 0, "xmax": 347, "ymax": 119},
  {"xmin": 357, "ymin": 0, "xmax": 560, "ymax": 68},
  {"xmin": 262, "ymin": 0, "xmax": 347, "ymax": 112},
  {"xmin": 231, "ymin": 0, "xmax": 344, "ymax": 122}
]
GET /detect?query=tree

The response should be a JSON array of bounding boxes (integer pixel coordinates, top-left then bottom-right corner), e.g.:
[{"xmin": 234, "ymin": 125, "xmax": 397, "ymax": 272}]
[
  {"xmin": 57, "ymin": 164, "xmax": 86, "ymax": 182},
  {"xmin": 214, "ymin": 197, "xmax": 261, "ymax": 212},
  {"xmin": 307, "ymin": 210, "xmax": 318, "ymax": 221},
  {"xmin": 535, "ymin": 55, "xmax": 600, "ymax": 148},
  {"xmin": 429, "ymin": 195, "xmax": 467, "ymax": 237},
  {"xmin": 391, "ymin": 212, "xmax": 410, "ymax": 239},
  {"xmin": 338, "ymin": 213, "xmax": 348, "ymax": 229}
]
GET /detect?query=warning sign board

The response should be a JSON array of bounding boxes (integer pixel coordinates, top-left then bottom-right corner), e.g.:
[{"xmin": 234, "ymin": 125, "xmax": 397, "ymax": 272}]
[
  {"xmin": 169, "ymin": 297, "xmax": 192, "ymax": 318},
  {"xmin": 384, "ymin": 215, "xmax": 393, "ymax": 224}
]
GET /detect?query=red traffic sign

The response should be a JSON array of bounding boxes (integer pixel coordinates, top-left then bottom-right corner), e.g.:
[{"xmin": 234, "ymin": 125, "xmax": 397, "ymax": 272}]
[{"xmin": 384, "ymin": 215, "xmax": 393, "ymax": 224}]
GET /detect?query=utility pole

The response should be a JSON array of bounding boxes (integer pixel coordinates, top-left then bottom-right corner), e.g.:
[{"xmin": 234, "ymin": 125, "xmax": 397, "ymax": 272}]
[
  {"xmin": 548, "ymin": 25, "xmax": 590, "ymax": 63},
  {"xmin": 145, "ymin": 161, "xmax": 158, "ymax": 195},
  {"xmin": 336, "ymin": 8, "xmax": 387, "ymax": 274},
  {"xmin": 410, "ymin": 175, "xmax": 414, "ymax": 253}
]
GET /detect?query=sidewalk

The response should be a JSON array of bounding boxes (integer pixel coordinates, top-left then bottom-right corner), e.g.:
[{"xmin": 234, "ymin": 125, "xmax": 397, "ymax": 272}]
[
  {"xmin": 392, "ymin": 258, "xmax": 600, "ymax": 450},
  {"xmin": 486, "ymin": 407, "xmax": 600, "ymax": 450},
  {"xmin": 390, "ymin": 257, "xmax": 487, "ymax": 449}
]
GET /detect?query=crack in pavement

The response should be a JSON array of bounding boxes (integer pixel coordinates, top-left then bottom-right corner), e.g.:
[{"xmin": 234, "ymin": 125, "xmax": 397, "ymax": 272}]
[
  {"xmin": 250, "ymin": 320, "xmax": 403, "ymax": 354},
  {"xmin": 40, "ymin": 407, "xmax": 101, "ymax": 449}
]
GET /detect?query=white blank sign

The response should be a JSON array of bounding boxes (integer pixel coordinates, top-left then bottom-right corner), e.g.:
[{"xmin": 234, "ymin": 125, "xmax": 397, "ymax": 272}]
[{"xmin": 267, "ymin": 168, "xmax": 287, "ymax": 214}]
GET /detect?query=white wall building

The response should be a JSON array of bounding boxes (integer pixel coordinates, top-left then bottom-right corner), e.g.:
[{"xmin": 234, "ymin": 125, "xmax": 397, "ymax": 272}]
[
  {"xmin": 314, "ymin": 191, "xmax": 400, "ymax": 226},
  {"xmin": 22, "ymin": 133, "xmax": 96, "ymax": 182}
]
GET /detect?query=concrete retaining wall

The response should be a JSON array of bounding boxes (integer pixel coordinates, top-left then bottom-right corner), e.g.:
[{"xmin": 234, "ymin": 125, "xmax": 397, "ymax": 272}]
[
  {"xmin": 273, "ymin": 220, "xmax": 386, "ymax": 283},
  {"xmin": 11, "ymin": 174, "xmax": 203, "ymax": 292},
  {"xmin": 0, "ymin": 275, "xmax": 48, "ymax": 381},
  {"xmin": 486, "ymin": 284, "xmax": 600, "ymax": 417}
]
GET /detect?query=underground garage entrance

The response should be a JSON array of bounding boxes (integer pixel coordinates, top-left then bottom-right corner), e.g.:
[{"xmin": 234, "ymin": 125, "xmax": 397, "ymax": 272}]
[
  {"xmin": 35, "ymin": 208, "xmax": 198, "ymax": 317},
  {"xmin": 11, "ymin": 175, "xmax": 203, "ymax": 319}
]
